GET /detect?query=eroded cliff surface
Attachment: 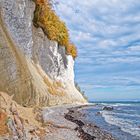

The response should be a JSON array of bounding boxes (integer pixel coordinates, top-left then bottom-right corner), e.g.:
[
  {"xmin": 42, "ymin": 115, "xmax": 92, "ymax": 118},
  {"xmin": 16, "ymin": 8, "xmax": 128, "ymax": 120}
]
[{"xmin": 0, "ymin": 0, "xmax": 87, "ymax": 106}]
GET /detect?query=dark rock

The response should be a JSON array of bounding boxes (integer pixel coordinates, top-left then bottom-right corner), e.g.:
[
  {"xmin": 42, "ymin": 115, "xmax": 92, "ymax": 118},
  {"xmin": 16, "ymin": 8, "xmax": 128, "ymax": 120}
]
[
  {"xmin": 102, "ymin": 106, "xmax": 114, "ymax": 111},
  {"xmin": 65, "ymin": 114, "xmax": 84, "ymax": 126},
  {"xmin": 75, "ymin": 127, "xmax": 96, "ymax": 140},
  {"xmin": 65, "ymin": 107, "xmax": 116, "ymax": 140},
  {"xmin": 96, "ymin": 111, "xmax": 101, "ymax": 116}
]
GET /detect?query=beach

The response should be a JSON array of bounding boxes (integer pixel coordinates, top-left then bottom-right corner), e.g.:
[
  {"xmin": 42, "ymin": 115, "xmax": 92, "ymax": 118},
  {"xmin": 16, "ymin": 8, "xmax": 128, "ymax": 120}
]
[
  {"xmin": 42, "ymin": 104, "xmax": 116, "ymax": 140},
  {"xmin": 1, "ymin": 95, "xmax": 140, "ymax": 140}
]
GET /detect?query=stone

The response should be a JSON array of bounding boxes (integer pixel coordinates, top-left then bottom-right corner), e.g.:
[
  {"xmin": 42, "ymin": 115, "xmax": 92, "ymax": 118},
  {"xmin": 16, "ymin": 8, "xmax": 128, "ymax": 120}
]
[{"xmin": 102, "ymin": 106, "xmax": 114, "ymax": 111}]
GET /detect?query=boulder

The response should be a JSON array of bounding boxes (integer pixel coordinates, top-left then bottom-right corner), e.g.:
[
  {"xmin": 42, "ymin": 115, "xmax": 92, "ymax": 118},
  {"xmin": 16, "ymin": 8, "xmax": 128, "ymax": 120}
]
[{"xmin": 102, "ymin": 106, "xmax": 114, "ymax": 111}]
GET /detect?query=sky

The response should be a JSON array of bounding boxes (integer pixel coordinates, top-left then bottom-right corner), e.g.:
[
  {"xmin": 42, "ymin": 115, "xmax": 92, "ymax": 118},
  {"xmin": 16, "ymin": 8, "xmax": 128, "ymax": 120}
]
[{"xmin": 54, "ymin": 0, "xmax": 140, "ymax": 101}]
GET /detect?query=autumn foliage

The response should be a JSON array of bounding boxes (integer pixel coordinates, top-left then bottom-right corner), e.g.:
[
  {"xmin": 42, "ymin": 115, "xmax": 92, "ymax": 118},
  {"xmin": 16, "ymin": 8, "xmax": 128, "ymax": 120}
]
[{"xmin": 33, "ymin": 0, "xmax": 77, "ymax": 58}]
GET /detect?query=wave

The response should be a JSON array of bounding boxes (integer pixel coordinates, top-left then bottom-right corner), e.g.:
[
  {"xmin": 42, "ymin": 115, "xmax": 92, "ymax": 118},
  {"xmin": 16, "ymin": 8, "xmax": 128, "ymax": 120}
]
[
  {"xmin": 102, "ymin": 111, "xmax": 140, "ymax": 138},
  {"xmin": 99, "ymin": 103, "xmax": 133, "ymax": 107},
  {"xmin": 111, "ymin": 103, "xmax": 132, "ymax": 106}
]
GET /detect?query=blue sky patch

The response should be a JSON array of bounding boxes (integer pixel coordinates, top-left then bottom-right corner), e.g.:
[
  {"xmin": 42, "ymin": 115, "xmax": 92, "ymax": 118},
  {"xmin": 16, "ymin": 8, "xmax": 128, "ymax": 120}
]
[{"xmin": 55, "ymin": 0, "xmax": 140, "ymax": 101}]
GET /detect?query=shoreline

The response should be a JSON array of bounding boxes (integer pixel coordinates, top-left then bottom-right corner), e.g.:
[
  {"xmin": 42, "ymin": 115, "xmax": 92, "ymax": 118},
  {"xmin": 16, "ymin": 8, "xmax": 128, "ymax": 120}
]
[
  {"xmin": 1, "ymin": 100, "xmax": 139, "ymax": 140},
  {"xmin": 65, "ymin": 105, "xmax": 116, "ymax": 140},
  {"xmin": 42, "ymin": 104, "xmax": 116, "ymax": 140}
]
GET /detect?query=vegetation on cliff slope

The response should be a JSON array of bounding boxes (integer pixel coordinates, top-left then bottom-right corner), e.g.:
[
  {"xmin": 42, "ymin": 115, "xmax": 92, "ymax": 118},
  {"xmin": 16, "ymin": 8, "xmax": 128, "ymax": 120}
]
[
  {"xmin": 33, "ymin": 0, "xmax": 77, "ymax": 58},
  {"xmin": 75, "ymin": 82, "xmax": 88, "ymax": 101}
]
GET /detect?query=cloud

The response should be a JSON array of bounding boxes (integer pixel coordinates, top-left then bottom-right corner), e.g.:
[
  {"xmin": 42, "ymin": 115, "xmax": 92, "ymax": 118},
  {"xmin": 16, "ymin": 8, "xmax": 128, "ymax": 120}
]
[{"xmin": 55, "ymin": 0, "xmax": 140, "ymax": 100}]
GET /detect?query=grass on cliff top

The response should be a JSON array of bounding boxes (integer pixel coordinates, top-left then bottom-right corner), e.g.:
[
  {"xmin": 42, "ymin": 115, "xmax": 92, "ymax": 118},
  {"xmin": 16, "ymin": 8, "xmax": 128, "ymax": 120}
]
[{"xmin": 33, "ymin": 0, "xmax": 77, "ymax": 58}]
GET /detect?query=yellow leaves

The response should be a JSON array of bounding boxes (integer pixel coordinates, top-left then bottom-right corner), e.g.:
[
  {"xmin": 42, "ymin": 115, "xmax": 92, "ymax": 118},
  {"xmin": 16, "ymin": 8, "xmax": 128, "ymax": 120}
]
[
  {"xmin": 66, "ymin": 43, "xmax": 77, "ymax": 59},
  {"xmin": 35, "ymin": 0, "xmax": 45, "ymax": 4},
  {"xmin": 33, "ymin": 0, "xmax": 77, "ymax": 58}
]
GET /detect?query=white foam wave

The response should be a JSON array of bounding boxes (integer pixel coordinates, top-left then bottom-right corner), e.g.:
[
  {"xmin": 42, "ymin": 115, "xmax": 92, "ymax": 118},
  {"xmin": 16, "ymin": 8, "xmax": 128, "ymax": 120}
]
[
  {"xmin": 100, "ymin": 103, "xmax": 132, "ymax": 107},
  {"xmin": 102, "ymin": 111, "xmax": 140, "ymax": 138},
  {"xmin": 111, "ymin": 103, "xmax": 133, "ymax": 107},
  {"xmin": 112, "ymin": 112, "xmax": 140, "ymax": 118}
]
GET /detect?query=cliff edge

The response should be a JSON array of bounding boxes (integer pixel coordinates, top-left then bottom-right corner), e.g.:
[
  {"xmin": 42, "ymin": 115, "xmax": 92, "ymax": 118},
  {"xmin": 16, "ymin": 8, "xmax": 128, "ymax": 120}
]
[{"xmin": 0, "ymin": 0, "xmax": 87, "ymax": 106}]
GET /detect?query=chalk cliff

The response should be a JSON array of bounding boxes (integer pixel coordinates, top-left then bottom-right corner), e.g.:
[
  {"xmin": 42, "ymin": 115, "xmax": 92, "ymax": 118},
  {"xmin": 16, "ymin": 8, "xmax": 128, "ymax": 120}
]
[{"xmin": 0, "ymin": 0, "xmax": 87, "ymax": 106}]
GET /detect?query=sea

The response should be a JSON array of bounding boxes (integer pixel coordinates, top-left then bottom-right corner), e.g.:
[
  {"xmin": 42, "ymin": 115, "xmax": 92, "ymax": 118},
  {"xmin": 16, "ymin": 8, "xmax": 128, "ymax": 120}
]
[{"xmin": 81, "ymin": 101, "xmax": 140, "ymax": 140}]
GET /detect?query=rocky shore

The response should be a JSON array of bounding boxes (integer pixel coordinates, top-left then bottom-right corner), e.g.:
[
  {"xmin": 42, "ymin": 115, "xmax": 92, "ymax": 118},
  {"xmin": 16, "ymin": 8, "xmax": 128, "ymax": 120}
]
[
  {"xmin": 65, "ymin": 105, "xmax": 116, "ymax": 140},
  {"xmin": 0, "ymin": 92, "xmax": 46, "ymax": 140},
  {"xmin": 0, "ymin": 92, "xmax": 116, "ymax": 140},
  {"xmin": 42, "ymin": 104, "xmax": 116, "ymax": 140}
]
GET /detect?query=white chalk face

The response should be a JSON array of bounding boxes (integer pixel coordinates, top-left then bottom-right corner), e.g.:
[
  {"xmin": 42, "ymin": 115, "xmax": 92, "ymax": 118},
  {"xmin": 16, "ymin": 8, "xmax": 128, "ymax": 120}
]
[
  {"xmin": 0, "ymin": 0, "xmax": 86, "ymax": 106},
  {"xmin": 55, "ymin": 0, "xmax": 140, "ymax": 101},
  {"xmin": 1, "ymin": 0, "xmax": 34, "ymax": 57}
]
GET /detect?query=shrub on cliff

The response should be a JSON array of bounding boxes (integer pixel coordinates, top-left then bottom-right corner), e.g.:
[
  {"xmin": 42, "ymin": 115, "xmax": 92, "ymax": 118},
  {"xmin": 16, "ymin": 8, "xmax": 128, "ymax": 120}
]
[
  {"xmin": 66, "ymin": 43, "xmax": 77, "ymax": 58},
  {"xmin": 33, "ymin": 0, "xmax": 77, "ymax": 58},
  {"xmin": 75, "ymin": 82, "xmax": 88, "ymax": 101}
]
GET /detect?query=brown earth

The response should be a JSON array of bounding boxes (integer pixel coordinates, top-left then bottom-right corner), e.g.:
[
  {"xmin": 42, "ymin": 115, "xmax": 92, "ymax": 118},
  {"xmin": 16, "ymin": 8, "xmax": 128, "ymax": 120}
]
[
  {"xmin": 0, "ymin": 111, "xmax": 9, "ymax": 136},
  {"xmin": 0, "ymin": 92, "xmax": 47, "ymax": 139}
]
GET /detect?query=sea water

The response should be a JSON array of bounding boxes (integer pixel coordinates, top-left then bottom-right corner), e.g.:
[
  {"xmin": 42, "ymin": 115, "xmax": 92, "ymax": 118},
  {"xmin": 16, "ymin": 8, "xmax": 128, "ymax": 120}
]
[{"xmin": 82, "ymin": 102, "xmax": 140, "ymax": 140}]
